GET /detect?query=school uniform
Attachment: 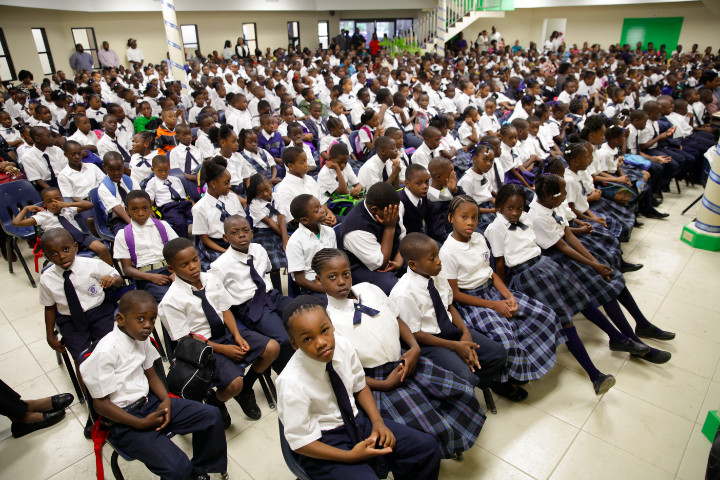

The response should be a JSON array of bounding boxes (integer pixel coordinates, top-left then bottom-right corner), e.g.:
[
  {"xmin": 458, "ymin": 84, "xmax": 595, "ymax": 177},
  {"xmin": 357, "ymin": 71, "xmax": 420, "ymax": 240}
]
[
  {"xmin": 68, "ymin": 130, "xmax": 99, "ymax": 148},
  {"xmin": 57, "ymin": 163, "xmax": 104, "ymax": 200},
  {"xmin": 439, "ymin": 231, "xmax": 563, "ymax": 383},
  {"xmin": 209, "ymin": 244, "xmax": 293, "ymax": 372},
  {"xmin": 485, "ymin": 213, "xmax": 590, "ymax": 326},
  {"xmin": 248, "ymin": 198, "xmax": 288, "ymax": 270},
  {"xmin": 328, "ymin": 111, "xmax": 351, "ymax": 133},
  {"xmin": 194, "ymin": 130, "xmax": 218, "ymax": 161},
  {"xmin": 240, "ymin": 149, "xmax": 274, "ymax": 181},
  {"xmin": 97, "ymin": 175, "xmax": 139, "ymax": 234},
  {"xmin": 411, "ymin": 142, "xmax": 437, "ymax": 169},
  {"xmin": 274, "ymin": 174, "xmax": 323, "ymax": 222},
  {"xmin": 389, "ymin": 269, "xmax": 507, "ymax": 387},
  {"xmin": 192, "ymin": 192, "xmax": 243, "ymax": 270},
  {"xmin": 276, "ymin": 334, "xmax": 442, "ymax": 480},
  {"xmin": 478, "ymin": 113, "xmax": 500, "ymax": 135},
  {"xmin": 33, "ymin": 207, "xmax": 97, "ymax": 253},
  {"xmin": 305, "ymin": 117, "xmax": 329, "ymax": 149},
  {"xmin": 145, "ymin": 175, "xmax": 193, "ymax": 238},
  {"xmin": 160, "ymin": 272, "xmax": 271, "ymax": 388},
  {"xmin": 317, "ymin": 163, "xmax": 361, "ymax": 206},
  {"xmin": 258, "ymin": 130, "xmax": 284, "ymax": 160},
  {"xmin": 286, "ymin": 222, "xmax": 337, "ymax": 291},
  {"xmin": 114, "ymin": 218, "xmax": 177, "ymax": 302},
  {"xmin": 457, "ymin": 168, "xmax": 496, "ymax": 231},
  {"xmin": 337, "ymin": 201, "xmax": 400, "ymax": 295},
  {"xmin": 39, "ymin": 256, "xmax": 120, "ymax": 360},
  {"xmin": 169, "ymin": 143, "xmax": 202, "ymax": 175},
  {"xmin": 22, "ymin": 145, "xmax": 68, "ymax": 187},
  {"xmin": 97, "ymin": 132, "xmax": 132, "ymax": 164},
  {"xmin": 326, "ymin": 282, "xmax": 484, "ymax": 457},
  {"xmin": 397, "ymin": 188, "xmax": 430, "ymax": 239},
  {"xmin": 226, "ymin": 108, "xmax": 253, "ymax": 134},
  {"xmin": 357, "ymin": 154, "xmax": 394, "ymax": 189},
  {"xmin": 0, "ymin": 126, "xmax": 21, "ymax": 145},
  {"xmin": 129, "ymin": 153, "xmax": 154, "ymax": 185}
]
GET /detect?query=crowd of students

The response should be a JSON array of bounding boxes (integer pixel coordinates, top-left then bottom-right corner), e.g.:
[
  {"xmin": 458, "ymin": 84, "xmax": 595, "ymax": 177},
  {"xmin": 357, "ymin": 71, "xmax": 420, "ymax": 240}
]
[{"xmin": 0, "ymin": 33, "xmax": 718, "ymax": 479}]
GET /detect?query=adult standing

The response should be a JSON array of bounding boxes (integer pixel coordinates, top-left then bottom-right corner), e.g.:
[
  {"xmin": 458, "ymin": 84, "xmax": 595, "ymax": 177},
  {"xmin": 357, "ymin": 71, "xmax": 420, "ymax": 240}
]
[
  {"xmin": 552, "ymin": 32, "xmax": 564, "ymax": 51},
  {"xmin": 544, "ymin": 32, "xmax": 556, "ymax": 52},
  {"xmin": 69, "ymin": 44, "xmax": 94, "ymax": 73},
  {"xmin": 235, "ymin": 37, "xmax": 250, "ymax": 59},
  {"xmin": 475, "ymin": 30, "xmax": 489, "ymax": 52},
  {"xmin": 489, "ymin": 26, "xmax": 502, "ymax": 45},
  {"xmin": 351, "ymin": 28, "xmax": 366, "ymax": 50},
  {"xmin": 221, "ymin": 40, "xmax": 234, "ymax": 60},
  {"xmin": 126, "ymin": 38, "xmax": 144, "ymax": 68},
  {"xmin": 454, "ymin": 32, "xmax": 468, "ymax": 54},
  {"xmin": 98, "ymin": 41, "xmax": 120, "ymax": 68},
  {"xmin": 335, "ymin": 29, "xmax": 348, "ymax": 51},
  {"xmin": 369, "ymin": 33, "xmax": 381, "ymax": 56}
]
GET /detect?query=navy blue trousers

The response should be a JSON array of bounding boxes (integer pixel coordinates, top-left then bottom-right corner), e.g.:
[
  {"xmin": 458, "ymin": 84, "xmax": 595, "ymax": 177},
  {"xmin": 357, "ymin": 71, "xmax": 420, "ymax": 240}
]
[
  {"xmin": 298, "ymin": 410, "xmax": 442, "ymax": 480},
  {"xmin": 107, "ymin": 216, "xmax": 129, "ymax": 235},
  {"xmin": 136, "ymin": 267, "xmax": 171, "ymax": 303},
  {"xmin": 231, "ymin": 290, "xmax": 293, "ymax": 373},
  {"xmin": 158, "ymin": 201, "xmax": 193, "ymax": 238},
  {"xmin": 403, "ymin": 131, "xmax": 424, "ymax": 149},
  {"xmin": 56, "ymin": 301, "xmax": 116, "ymax": 361},
  {"xmin": 108, "ymin": 394, "xmax": 227, "ymax": 480},
  {"xmin": 420, "ymin": 328, "xmax": 508, "ymax": 388}
]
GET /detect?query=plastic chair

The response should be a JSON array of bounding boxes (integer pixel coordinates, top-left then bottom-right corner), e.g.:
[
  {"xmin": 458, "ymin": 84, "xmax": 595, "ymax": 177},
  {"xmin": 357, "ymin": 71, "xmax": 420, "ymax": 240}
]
[
  {"xmin": 279, "ymin": 421, "xmax": 313, "ymax": 480},
  {"xmin": 0, "ymin": 180, "xmax": 42, "ymax": 287},
  {"xmin": 218, "ymin": 110, "xmax": 227, "ymax": 124},
  {"xmin": 348, "ymin": 130, "xmax": 360, "ymax": 158},
  {"xmin": 88, "ymin": 187, "xmax": 116, "ymax": 244},
  {"xmin": 53, "ymin": 330, "xmax": 86, "ymax": 405},
  {"xmin": 169, "ymin": 168, "xmax": 201, "ymax": 202}
]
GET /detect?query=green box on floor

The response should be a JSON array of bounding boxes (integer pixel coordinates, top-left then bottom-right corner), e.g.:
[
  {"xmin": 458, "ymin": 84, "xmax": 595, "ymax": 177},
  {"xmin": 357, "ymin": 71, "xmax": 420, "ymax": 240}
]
[{"xmin": 702, "ymin": 410, "xmax": 720, "ymax": 442}]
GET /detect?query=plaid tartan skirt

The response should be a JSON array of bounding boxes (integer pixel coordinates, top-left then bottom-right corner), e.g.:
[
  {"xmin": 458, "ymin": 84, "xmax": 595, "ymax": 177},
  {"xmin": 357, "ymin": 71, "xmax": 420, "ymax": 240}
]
[
  {"xmin": 453, "ymin": 151, "xmax": 474, "ymax": 174},
  {"xmin": 365, "ymin": 356, "xmax": 485, "ymax": 458},
  {"xmin": 197, "ymin": 237, "xmax": 228, "ymax": 271},
  {"xmin": 349, "ymin": 157, "xmax": 364, "ymax": 175},
  {"xmin": 622, "ymin": 165, "xmax": 649, "ymax": 193},
  {"xmin": 507, "ymin": 255, "xmax": 590, "ymax": 326},
  {"xmin": 543, "ymin": 246, "xmax": 625, "ymax": 307},
  {"xmin": 456, "ymin": 281, "xmax": 564, "ymax": 382},
  {"xmin": 252, "ymin": 228, "xmax": 288, "ymax": 270},
  {"xmin": 475, "ymin": 201, "xmax": 497, "ymax": 235},
  {"xmin": 591, "ymin": 197, "xmax": 635, "ymax": 238},
  {"xmin": 572, "ymin": 222, "xmax": 623, "ymax": 270}
]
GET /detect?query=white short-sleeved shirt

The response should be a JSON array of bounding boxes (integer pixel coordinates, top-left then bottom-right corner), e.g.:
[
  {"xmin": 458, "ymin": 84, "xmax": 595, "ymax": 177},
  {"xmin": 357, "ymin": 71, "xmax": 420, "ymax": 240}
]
[
  {"xmin": 390, "ymin": 269, "xmax": 452, "ymax": 335},
  {"xmin": 97, "ymin": 177, "xmax": 139, "ymax": 214},
  {"xmin": 39, "ymin": 256, "xmax": 119, "ymax": 315},
  {"xmin": 113, "ymin": 219, "xmax": 178, "ymax": 267},
  {"xmin": 224, "ymin": 152, "xmax": 256, "ymax": 186},
  {"xmin": 169, "ymin": 144, "xmax": 202, "ymax": 173},
  {"xmin": 457, "ymin": 168, "xmax": 492, "ymax": 204},
  {"xmin": 341, "ymin": 203, "xmax": 387, "ymax": 271},
  {"xmin": 97, "ymin": 132, "xmax": 132, "ymax": 161},
  {"xmin": 327, "ymin": 283, "xmax": 401, "ymax": 368},
  {"xmin": 410, "ymin": 142, "xmax": 436, "ymax": 169},
  {"xmin": 248, "ymin": 199, "xmax": 280, "ymax": 229},
  {"xmin": 0, "ymin": 126, "xmax": 21, "ymax": 144},
  {"xmin": 457, "ymin": 122, "xmax": 477, "ymax": 146},
  {"xmin": 227, "ymin": 109, "xmax": 253, "ymax": 134},
  {"xmin": 637, "ymin": 121, "xmax": 661, "ymax": 151},
  {"xmin": 439, "ymin": 232, "xmax": 493, "ymax": 289},
  {"xmin": 478, "ymin": 113, "xmax": 501, "ymax": 135},
  {"xmin": 328, "ymin": 112, "xmax": 351, "ymax": 132},
  {"xmin": 209, "ymin": 243, "xmax": 272, "ymax": 305},
  {"xmin": 68, "ymin": 130, "xmax": 99, "ymax": 147},
  {"xmin": 194, "ymin": 130, "xmax": 218, "ymax": 160},
  {"xmin": 241, "ymin": 149, "xmax": 273, "ymax": 172},
  {"xmin": 129, "ymin": 153, "xmax": 153, "ymax": 185},
  {"xmin": 23, "ymin": 145, "xmax": 68, "ymax": 182},
  {"xmin": 666, "ymin": 112, "xmax": 693, "ymax": 138},
  {"xmin": 527, "ymin": 198, "xmax": 568, "ymax": 250},
  {"xmin": 357, "ymin": 154, "xmax": 391, "ymax": 190},
  {"xmin": 596, "ymin": 143, "xmax": 619, "ymax": 173},
  {"xmin": 318, "ymin": 134, "xmax": 353, "ymax": 156},
  {"xmin": 145, "ymin": 175, "xmax": 187, "ymax": 207},
  {"xmin": 33, "ymin": 207, "xmax": 82, "ymax": 233},
  {"xmin": 159, "ymin": 272, "xmax": 232, "ymax": 341},
  {"xmin": 564, "ymin": 169, "xmax": 591, "ymax": 213},
  {"xmin": 58, "ymin": 163, "xmax": 104, "ymax": 199},
  {"xmin": 80, "ymin": 324, "xmax": 160, "ymax": 408},
  {"xmin": 498, "ymin": 143, "xmax": 518, "ymax": 172},
  {"xmin": 191, "ymin": 192, "xmax": 243, "ymax": 239},
  {"xmin": 317, "ymin": 164, "xmax": 360, "ymax": 202},
  {"xmin": 286, "ymin": 223, "xmax": 336, "ymax": 281},
  {"xmin": 484, "ymin": 213, "xmax": 541, "ymax": 268},
  {"xmin": 274, "ymin": 174, "xmax": 323, "ymax": 221},
  {"xmin": 276, "ymin": 334, "xmax": 366, "ymax": 451}
]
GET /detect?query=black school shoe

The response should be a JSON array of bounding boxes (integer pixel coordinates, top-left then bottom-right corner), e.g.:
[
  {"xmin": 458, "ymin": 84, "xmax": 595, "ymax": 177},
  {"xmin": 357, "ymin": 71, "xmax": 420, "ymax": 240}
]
[
  {"xmin": 206, "ymin": 389, "xmax": 232, "ymax": 429},
  {"xmin": 84, "ymin": 415, "xmax": 93, "ymax": 439},
  {"xmin": 632, "ymin": 349, "xmax": 672, "ymax": 364},
  {"xmin": 609, "ymin": 338, "xmax": 650, "ymax": 355},
  {"xmin": 49, "ymin": 393, "xmax": 74, "ymax": 412},
  {"xmin": 635, "ymin": 325, "xmax": 676, "ymax": 341},
  {"xmin": 593, "ymin": 373, "xmax": 616, "ymax": 395},
  {"xmin": 640, "ymin": 208, "xmax": 670, "ymax": 219},
  {"xmin": 235, "ymin": 391, "xmax": 262, "ymax": 420},
  {"xmin": 490, "ymin": 382, "xmax": 529, "ymax": 402},
  {"xmin": 12, "ymin": 410, "xmax": 66, "ymax": 438},
  {"xmin": 620, "ymin": 259, "xmax": 643, "ymax": 273}
]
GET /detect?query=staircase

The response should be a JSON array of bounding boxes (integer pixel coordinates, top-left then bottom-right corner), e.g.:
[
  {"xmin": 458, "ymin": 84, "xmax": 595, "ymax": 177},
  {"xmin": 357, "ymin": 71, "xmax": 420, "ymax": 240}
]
[{"xmin": 399, "ymin": 0, "xmax": 508, "ymax": 54}]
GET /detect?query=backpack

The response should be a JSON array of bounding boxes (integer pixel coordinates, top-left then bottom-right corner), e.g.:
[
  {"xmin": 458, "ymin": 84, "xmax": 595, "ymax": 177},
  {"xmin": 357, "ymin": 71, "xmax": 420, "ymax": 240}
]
[
  {"xmin": 98, "ymin": 175, "xmax": 133, "ymax": 212},
  {"xmin": 353, "ymin": 126, "xmax": 373, "ymax": 161},
  {"xmin": 166, "ymin": 333, "xmax": 215, "ymax": 402},
  {"xmin": 123, "ymin": 218, "xmax": 169, "ymax": 266}
]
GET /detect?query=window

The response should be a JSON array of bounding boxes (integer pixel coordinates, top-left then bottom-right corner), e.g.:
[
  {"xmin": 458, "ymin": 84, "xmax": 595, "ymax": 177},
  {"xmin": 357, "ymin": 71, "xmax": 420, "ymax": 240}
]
[
  {"xmin": 397, "ymin": 18, "xmax": 414, "ymax": 37},
  {"xmin": 242, "ymin": 23, "xmax": 257, "ymax": 53},
  {"xmin": 287, "ymin": 21, "xmax": 300, "ymax": 50},
  {"xmin": 318, "ymin": 21, "xmax": 329, "ymax": 49},
  {"xmin": 71, "ymin": 28, "xmax": 99, "ymax": 69},
  {"xmin": 0, "ymin": 29, "xmax": 16, "ymax": 81},
  {"xmin": 339, "ymin": 20, "xmax": 355, "ymax": 34},
  {"xmin": 180, "ymin": 24, "xmax": 199, "ymax": 57},
  {"xmin": 31, "ymin": 28, "xmax": 55, "ymax": 75}
]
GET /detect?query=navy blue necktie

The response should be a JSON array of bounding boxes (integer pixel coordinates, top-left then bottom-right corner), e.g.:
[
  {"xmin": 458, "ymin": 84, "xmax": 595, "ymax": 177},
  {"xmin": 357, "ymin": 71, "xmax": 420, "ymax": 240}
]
[
  {"xmin": 116, "ymin": 182, "xmax": 128, "ymax": 204},
  {"xmin": 136, "ymin": 156, "xmax": 151, "ymax": 168},
  {"xmin": 267, "ymin": 201, "xmax": 281, "ymax": 217},
  {"xmin": 551, "ymin": 211, "xmax": 564, "ymax": 224},
  {"xmin": 326, "ymin": 361, "xmax": 361, "ymax": 444},
  {"xmin": 493, "ymin": 163, "xmax": 502, "ymax": 187},
  {"xmin": 63, "ymin": 269, "xmax": 87, "ymax": 330},
  {"xmin": 57, "ymin": 215, "xmax": 85, "ymax": 244},
  {"xmin": 184, "ymin": 148, "xmax": 197, "ymax": 173},
  {"xmin": 353, "ymin": 301, "xmax": 380, "ymax": 325},
  {"xmin": 428, "ymin": 278, "xmax": 458, "ymax": 340},
  {"xmin": 115, "ymin": 139, "xmax": 131, "ymax": 163},
  {"xmin": 246, "ymin": 256, "xmax": 267, "ymax": 322},
  {"xmin": 216, "ymin": 201, "xmax": 230, "ymax": 222},
  {"xmin": 480, "ymin": 177, "xmax": 488, "ymax": 186},
  {"xmin": 508, "ymin": 221, "xmax": 529, "ymax": 231},
  {"xmin": 192, "ymin": 288, "xmax": 226, "ymax": 340},
  {"xmin": 580, "ymin": 180, "xmax": 587, "ymax": 196},
  {"xmin": 165, "ymin": 180, "xmax": 183, "ymax": 201},
  {"xmin": 43, "ymin": 153, "xmax": 57, "ymax": 183}
]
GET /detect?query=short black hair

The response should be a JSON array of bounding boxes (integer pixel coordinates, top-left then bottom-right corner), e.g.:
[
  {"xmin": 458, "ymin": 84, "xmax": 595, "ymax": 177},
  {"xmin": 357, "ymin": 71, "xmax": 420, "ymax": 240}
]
[
  {"xmin": 404, "ymin": 164, "xmax": 428, "ymax": 182},
  {"xmin": 152, "ymin": 154, "xmax": 169, "ymax": 167},
  {"xmin": 374, "ymin": 136, "xmax": 395, "ymax": 151},
  {"xmin": 162, "ymin": 237, "xmax": 195, "ymax": 264},
  {"xmin": 329, "ymin": 142, "xmax": 349, "ymax": 158},
  {"xmin": 399, "ymin": 232, "xmax": 434, "ymax": 262},
  {"xmin": 282, "ymin": 146, "xmax": 305, "ymax": 165},
  {"xmin": 223, "ymin": 214, "xmax": 250, "ymax": 233},
  {"xmin": 289, "ymin": 193, "xmax": 315, "ymax": 221},
  {"xmin": 365, "ymin": 181, "xmax": 400, "ymax": 209},
  {"xmin": 126, "ymin": 189, "xmax": 151, "ymax": 205},
  {"xmin": 117, "ymin": 290, "xmax": 157, "ymax": 316},
  {"xmin": 41, "ymin": 228, "xmax": 74, "ymax": 250}
]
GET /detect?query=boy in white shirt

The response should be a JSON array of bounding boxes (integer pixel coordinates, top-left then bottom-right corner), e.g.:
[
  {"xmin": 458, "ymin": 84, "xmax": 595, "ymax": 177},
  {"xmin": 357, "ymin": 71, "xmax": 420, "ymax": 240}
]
[{"xmin": 145, "ymin": 155, "xmax": 192, "ymax": 237}]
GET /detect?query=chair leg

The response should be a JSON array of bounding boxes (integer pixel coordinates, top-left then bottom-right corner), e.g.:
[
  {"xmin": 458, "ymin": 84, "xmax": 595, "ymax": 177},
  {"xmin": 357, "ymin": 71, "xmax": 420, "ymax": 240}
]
[
  {"xmin": 152, "ymin": 328, "xmax": 167, "ymax": 362},
  {"xmin": 56, "ymin": 349, "xmax": 62, "ymax": 366},
  {"xmin": 13, "ymin": 238, "xmax": 36, "ymax": 288},
  {"xmin": 259, "ymin": 371, "xmax": 276, "ymax": 409},
  {"xmin": 110, "ymin": 451, "xmax": 125, "ymax": 480},
  {"xmin": 6, "ymin": 237, "xmax": 13, "ymax": 274},
  {"xmin": 61, "ymin": 350, "xmax": 85, "ymax": 404},
  {"xmin": 675, "ymin": 178, "xmax": 681, "ymax": 195},
  {"xmin": 482, "ymin": 387, "xmax": 497, "ymax": 415},
  {"xmin": 682, "ymin": 194, "xmax": 704, "ymax": 215}
]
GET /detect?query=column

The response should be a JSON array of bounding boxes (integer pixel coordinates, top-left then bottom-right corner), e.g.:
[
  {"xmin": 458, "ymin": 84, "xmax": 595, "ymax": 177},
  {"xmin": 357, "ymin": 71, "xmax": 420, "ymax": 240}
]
[
  {"xmin": 160, "ymin": 0, "xmax": 189, "ymax": 93},
  {"xmin": 437, "ymin": 0, "xmax": 447, "ymax": 56},
  {"xmin": 681, "ymin": 141, "xmax": 720, "ymax": 251}
]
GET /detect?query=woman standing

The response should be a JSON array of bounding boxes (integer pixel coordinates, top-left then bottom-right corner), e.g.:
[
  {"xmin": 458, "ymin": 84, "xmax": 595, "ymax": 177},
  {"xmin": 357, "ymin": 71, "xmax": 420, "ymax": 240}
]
[
  {"xmin": 222, "ymin": 40, "xmax": 234, "ymax": 60},
  {"xmin": 235, "ymin": 37, "xmax": 250, "ymax": 59}
]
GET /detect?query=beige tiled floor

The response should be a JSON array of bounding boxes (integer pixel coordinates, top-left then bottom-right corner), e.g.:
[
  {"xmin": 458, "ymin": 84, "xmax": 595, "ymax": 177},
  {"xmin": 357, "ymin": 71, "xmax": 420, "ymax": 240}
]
[{"xmin": 0, "ymin": 184, "xmax": 718, "ymax": 479}]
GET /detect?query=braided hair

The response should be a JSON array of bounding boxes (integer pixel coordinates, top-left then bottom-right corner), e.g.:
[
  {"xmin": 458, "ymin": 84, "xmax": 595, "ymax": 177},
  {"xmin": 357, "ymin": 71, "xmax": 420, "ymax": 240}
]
[
  {"xmin": 447, "ymin": 194, "xmax": 478, "ymax": 219},
  {"xmin": 495, "ymin": 184, "xmax": 526, "ymax": 209},
  {"xmin": 310, "ymin": 248, "xmax": 349, "ymax": 277},
  {"xmin": 534, "ymin": 173, "xmax": 563, "ymax": 201}
]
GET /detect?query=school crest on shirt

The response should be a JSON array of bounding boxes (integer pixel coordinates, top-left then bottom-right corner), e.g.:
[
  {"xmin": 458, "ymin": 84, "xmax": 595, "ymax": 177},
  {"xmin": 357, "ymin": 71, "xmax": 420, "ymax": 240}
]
[{"xmin": 88, "ymin": 284, "xmax": 100, "ymax": 296}]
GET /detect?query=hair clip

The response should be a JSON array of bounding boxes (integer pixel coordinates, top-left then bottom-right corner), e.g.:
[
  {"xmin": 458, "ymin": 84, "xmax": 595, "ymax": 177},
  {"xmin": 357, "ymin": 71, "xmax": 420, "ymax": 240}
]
[{"xmin": 552, "ymin": 192, "xmax": 562, "ymax": 197}]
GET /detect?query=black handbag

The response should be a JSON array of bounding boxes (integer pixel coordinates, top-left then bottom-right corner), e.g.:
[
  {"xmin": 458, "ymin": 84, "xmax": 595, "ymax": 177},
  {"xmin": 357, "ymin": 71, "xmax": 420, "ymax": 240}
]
[{"xmin": 167, "ymin": 334, "xmax": 216, "ymax": 401}]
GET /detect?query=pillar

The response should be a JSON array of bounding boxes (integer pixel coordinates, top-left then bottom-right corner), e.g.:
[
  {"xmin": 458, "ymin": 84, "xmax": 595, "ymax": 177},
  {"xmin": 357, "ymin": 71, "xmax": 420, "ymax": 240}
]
[
  {"xmin": 681, "ymin": 140, "xmax": 720, "ymax": 251},
  {"xmin": 437, "ymin": 0, "xmax": 447, "ymax": 56},
  {"xmin": 160, "ymin": 0, "xmax": 189, "ymax": 93}
]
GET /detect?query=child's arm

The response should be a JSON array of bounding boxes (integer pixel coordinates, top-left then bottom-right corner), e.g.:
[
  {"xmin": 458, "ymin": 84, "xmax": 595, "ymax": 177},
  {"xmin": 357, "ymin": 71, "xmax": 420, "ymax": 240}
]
[
  {"xmin": 262, "ymin": 215, "xmax": 283, "ymax": 236},
  {"xmin": 328, "ymin": 160, "xmax": 348, "ymax": 195},
  {"xmin": 510, "ymin": 167, "xmax": 532, "ymax": 188},
  {"xmin": 556, "ymin": 230, "xmax": 613, "ymax": 279},
  {"xmin": 355, "ymin": 385, "xmax": 395, "ymax": 449},
  {"xmin": 200, "ymin": 234, "xmax": 227, "ymax": 253},
  {"xmin": 386, "ymin": 157, "xmax": 401, "ymax": 188},
  {"xmin": 57, "ymin": 199, "xmax": 94, "ymax": 212},
  {"xmin": 448, "ymin": 277, "xmax": 515, "ymax": 317},
  {"xmin": 375, "ymin": 205, "xmax": 399, "ymax": 270},
  {"xmin": 638, "ymin": 128, "xmax": 673, "ymax": 150},
  {"xmin": 93, "ymin": 394, "xmax": 168, "ymax": 431},
  {"xmin": 44, "ymin": 306, "xmax": 64, "ymax": 353},
  {"xmin": 292, "ymin": 271, "xmax": 325, "ymax": 293},
  {"xmin": 119, "ymin": 258, "xmax": 172, "ymax": 285},
  {"xmin": 12, "ymin": 205, "xmax": 42, "ymax": 227},
  {"xmin": 322, "ymin": 204, "xmax": 337, "ymax": 227},
  {"xmin": 112, "ymin": 205, "xmax": 132, "ymax": 224},
  {"xmin": 279, "ymin": 214, "xmax": 289, "ymax": 249},
  {"xmin": 294, "ymin": 422, "xmax": 392, "ymax": 462},
  {"xmin": 270, "ymin": 165, "xmax": 281, "ymax": 185},
  {"xmin": 494, "ymin": 256, "xmax": 507, "ymax": 283}
]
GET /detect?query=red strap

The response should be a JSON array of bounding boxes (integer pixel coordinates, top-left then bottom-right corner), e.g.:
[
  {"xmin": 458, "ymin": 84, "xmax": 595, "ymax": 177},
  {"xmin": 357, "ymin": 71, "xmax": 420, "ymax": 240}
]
[
  {"xmin": 32, "ymin": 236, "xmax": 43, "ymax": 273},
  {"xmin": 91, "ymin": 417, "xmax": 109, "ymax": 480}
]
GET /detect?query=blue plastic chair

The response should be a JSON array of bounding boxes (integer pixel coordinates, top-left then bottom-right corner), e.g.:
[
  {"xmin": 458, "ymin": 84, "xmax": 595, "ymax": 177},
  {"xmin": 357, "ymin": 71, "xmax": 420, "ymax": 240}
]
[
  {"xmin": 218, "ymin": 110, "xmax": 226, "ymax": 124},
  {"xmin": 279, "ymin": 421, "xmax": 313, "ymax": 480},
  {"xmin": 348, "ymin": 130, "xmax": 360, "ymax": 158},
  {"xmin": 169, "ymin": 168, "xmax": 201, "ymax": 202},
  {"xmin": 88, "ymin": 187, "xmax": 116, "ymax": 244},
  {"xmin": 0, "ymin": 180, "xmax": 42, "ymax": 287}
]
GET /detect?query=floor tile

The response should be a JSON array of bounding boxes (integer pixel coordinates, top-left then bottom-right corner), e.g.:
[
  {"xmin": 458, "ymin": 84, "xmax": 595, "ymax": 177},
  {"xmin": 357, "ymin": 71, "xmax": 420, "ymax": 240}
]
[
  {"xmin": 226, "ymin": 413, "xmax": 296, "ymax": 480},
  {"xmin": 0, "ymin": 322, "xmax": 24, "ymax": 355},
  {"xmin": 667, "ymin": 278, "xmax": 720, "ymax": 315},
  {"xmin": 9, "ymin": 309, "xmax": 48, "ymax": 345},
  {"xmin": 697, "ymin": 381, "xmax": 720, "ymax": 425},
  {"xmin": 677, "ymin": 423, "xmax": 713, "ymax": 480},
  {"xmin": 0, "ymin": 346, "xmax": 44, "ymax": 388},
  {"xmin": 439, "ymin": 446, "xmax": 535, "ymax": 479},
  {"xmin": 652, "ymin": 298, "xmax": 720, "ymax": 344},
  {"xmin": 643, "ymin": 329, "xmax": 720, "ymax": 380},
  {"xmin": 555, "ymin": 328, "xmax": 629, "ymax": 377},
  {"xmin": 549, "ymin": 431, "xmax": 675, "ymax": 480},
  {"xmin": 624, "ymin": 245, "xmax": 690, "ymax": 296},
  {"xmin": 583, "ymin": 389, "xmax": 694, "ymax": 474}
]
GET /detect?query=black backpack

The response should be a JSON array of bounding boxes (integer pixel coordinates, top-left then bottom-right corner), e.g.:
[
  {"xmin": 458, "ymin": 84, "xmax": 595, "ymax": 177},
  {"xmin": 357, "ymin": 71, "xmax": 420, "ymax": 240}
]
[{"xmin": 166, "ymin": 333, "xmax": 215, "ymax": 402}]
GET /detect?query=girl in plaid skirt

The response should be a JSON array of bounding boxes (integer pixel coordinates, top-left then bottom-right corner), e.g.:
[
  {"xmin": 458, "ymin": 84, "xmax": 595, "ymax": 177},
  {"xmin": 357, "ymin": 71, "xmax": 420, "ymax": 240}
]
[
  {"xmin": 440, "ymin": 195, "xmax": 565, "ymax": 402},
  {"xmin": 313, "ymin": 247, "xmax": 485, "ymax": 460},
  {"xmin": 528, "ymin": 174, "xmax": 674, "ymax": 365},
  {"xmin": 246, "ymin": 173, "xmax": 288, "ymax": 292}
]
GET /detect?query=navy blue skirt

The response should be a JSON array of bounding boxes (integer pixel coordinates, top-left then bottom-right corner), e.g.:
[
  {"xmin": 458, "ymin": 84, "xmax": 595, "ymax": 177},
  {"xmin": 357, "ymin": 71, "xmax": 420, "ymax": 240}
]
[{"xmin": 252, "ymin": 228, "xmax": 288, "ymax": 270}]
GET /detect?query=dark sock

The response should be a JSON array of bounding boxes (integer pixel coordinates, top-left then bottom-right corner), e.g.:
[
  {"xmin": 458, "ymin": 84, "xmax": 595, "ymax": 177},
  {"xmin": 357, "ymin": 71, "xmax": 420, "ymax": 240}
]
[
  {"xmin": 615, "ymin": 287, "xmax": 652, "ymax": 329},
  {"xmin": 270, "ymin": 271, "xmax": 282, "ymax": 292},
  {"xmin": 602, "ymin": 300, "xmax": 644, "ymax": 343},
  {"xmin": 581, "ymin": 304, "xmax": 627, "ymax": 344},
  {"xmin": 564, "ymin": 326, "xmax": 601, "ymax": 382},
  {"xmin": 241, "ymin": 368, "xmax": 260, "ymax": 394}
]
